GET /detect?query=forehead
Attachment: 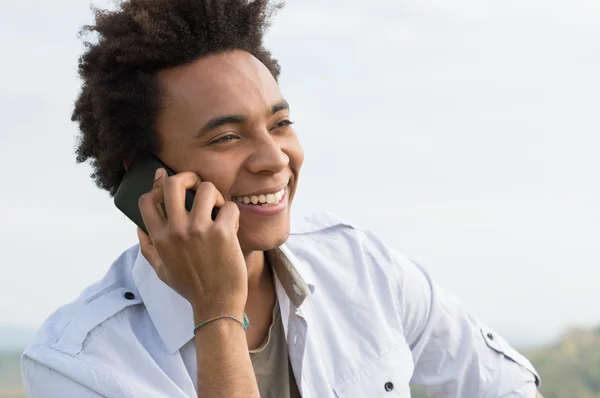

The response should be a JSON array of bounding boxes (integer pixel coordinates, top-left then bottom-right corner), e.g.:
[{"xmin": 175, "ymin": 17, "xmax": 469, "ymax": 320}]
[{"xmin": 157, "ymin": 50, "xmax": 282, "ymax": 118}]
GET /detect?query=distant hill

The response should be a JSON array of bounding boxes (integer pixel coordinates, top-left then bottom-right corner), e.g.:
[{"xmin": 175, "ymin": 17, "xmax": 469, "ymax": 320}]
[
  {"xmin": 0, "ymin": 352, "xmax": 24, "ymax": 398},
  {"xmin": 524, "ymin": 327, "xmax": 600, "ymax": 398}
]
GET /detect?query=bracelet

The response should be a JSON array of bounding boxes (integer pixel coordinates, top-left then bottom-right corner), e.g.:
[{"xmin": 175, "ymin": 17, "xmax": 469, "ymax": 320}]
[{"xmin": 193, "ymin": 313, "xmax": 250, "ymax": 335}]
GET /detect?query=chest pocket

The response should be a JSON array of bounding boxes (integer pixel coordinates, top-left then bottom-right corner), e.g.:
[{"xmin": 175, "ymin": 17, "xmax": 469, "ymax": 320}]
[{"xmin": 333, "ymin": 343, "xmax": 414, "ymax": 398}]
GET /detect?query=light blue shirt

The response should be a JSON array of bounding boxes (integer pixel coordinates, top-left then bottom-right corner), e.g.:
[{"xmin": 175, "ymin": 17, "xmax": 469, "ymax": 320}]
[{"xmin": 22, "ymin": 212, "xmax": 540, "ymax": 397}]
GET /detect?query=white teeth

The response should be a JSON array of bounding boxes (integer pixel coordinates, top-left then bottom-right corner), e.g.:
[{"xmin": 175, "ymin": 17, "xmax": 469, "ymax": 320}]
[{"xmin": 234, "ymin": 188, "xmax": 286, "ymax": 206}]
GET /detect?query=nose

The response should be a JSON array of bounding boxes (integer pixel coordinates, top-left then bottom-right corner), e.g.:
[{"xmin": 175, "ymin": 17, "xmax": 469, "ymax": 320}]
[{"xmin": 245, "ymin": 133, "xmax": 289, "ymax": 175}]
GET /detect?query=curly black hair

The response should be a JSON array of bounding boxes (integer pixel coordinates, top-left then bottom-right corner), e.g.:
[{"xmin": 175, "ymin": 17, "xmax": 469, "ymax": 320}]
[{"xmin": 72, "ymin": 0, "xmax": 283, "ymax": 196}]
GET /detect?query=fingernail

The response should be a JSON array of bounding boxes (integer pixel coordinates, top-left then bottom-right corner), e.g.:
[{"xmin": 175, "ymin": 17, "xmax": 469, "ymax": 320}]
[{"xmin": 154, "ymin": 168, "xmax": 162, "ymax": 181}]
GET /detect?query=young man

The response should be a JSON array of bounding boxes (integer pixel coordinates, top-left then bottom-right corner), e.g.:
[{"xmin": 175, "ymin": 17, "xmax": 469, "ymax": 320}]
[{"xmin": 21, "ymin": 1, "xmax": 544, "ymax": 397}]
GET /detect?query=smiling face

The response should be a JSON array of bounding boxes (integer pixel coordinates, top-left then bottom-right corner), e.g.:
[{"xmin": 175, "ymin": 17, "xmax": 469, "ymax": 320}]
[{"xmin": 154, "ymin": 50, "xmax": 304, "ymax": 253}]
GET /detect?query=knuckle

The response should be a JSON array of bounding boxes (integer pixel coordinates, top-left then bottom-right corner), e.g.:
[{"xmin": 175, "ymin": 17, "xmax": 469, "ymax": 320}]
[
  {"xmin": 180, "ymin": 171, "xmax": 196, "ymax": 179},
  {"xmin": 212, "ymin": 223, "xmax": 230, "ymax": 239},
  {"xmin": 226, "ymin": 202, "xmax": 240, "ymax": 215},
  {"xmin": 152, "ymin": 235, "xmax": 169, "ymax": 251},
  {"xmin": 163, "ymin": 175, "xmax": 177, "ymax": 190},
  {"xmin": 199, "ymin": 181, "xmax": 216, "ymax": 192},
  {"xmin": 138, "ymin": 190, "xmax": 162, "ymax": 211},
  {"xmin": 188, "ymin": 222, "xmax": 208, "ymax": 237},
  {"xmin": 168, "ymin": 226, "xmax": 189, "ymax": 242},
  {"xmin": 138, "ymin": 193, "xmax": 149, "ymax": 207}
]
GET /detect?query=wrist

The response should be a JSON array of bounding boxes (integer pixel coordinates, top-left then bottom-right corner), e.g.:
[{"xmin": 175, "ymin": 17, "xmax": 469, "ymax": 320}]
[
  {"xmin": 194, "ymin": 313, "xmax": 249, "ymax": 334},
  {"xmin": 194, "ymin": 314, "xmax": 248, "ymax": 343},
  {"xmin": 191, "ymin": 300, "xmax": 245, "ymax": 323}
]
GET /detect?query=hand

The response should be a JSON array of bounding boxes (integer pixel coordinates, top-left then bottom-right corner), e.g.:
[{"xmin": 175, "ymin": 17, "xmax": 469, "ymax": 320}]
[{"xmin": 137, "ymin": 168, "xmax": 248, "ymax": 320}]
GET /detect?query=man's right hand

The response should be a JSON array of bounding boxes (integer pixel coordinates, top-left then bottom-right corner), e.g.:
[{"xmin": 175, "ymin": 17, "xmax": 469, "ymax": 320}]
[{"xmin": 137, "ymin": 167, "xmax": 248, "ymax": 321}]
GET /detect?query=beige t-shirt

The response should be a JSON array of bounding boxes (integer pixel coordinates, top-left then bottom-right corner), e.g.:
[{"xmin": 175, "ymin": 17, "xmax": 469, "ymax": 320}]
[{"xmin": 249, "ymin": 300, "xmax": 301, "ymax": 398}]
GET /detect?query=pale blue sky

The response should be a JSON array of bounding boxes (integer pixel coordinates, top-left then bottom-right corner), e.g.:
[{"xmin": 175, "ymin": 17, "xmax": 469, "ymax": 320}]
[{"xmin": 1, "ymin": 0, "xmax": 598, "ymax": 347}]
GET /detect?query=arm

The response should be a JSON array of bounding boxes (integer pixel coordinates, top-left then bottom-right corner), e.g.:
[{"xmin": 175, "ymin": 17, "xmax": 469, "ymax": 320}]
[
  {"xmin": 386, "ymin": 250, "xmax": 541, "ymax": 396},
  {"xmin": 138, "ymin": 169, "xmax": 260, "ymax": 398},
  {"xmin": 194, "ymin": 315, "xmax": 258, "ymax": 397}
]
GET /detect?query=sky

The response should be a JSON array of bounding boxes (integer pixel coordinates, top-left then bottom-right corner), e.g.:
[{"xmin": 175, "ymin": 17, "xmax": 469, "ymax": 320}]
[{"xmin": 0, "ymin": 0, "xmax": 598, "ymax": 348}]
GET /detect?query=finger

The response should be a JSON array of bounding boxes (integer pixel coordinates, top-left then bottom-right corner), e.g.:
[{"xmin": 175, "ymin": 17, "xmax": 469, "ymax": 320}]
[
  {"xmin": 163, "ymin": 172, "xmax": 202, "ymax": 226},
  {"xmin": 213, "ymin": 201, "xmax": 240, "ymax": 233},
  {"xmin": 138, "ymin": 170, "xmax": 168, "ymax": 238},
  {"xmin": 151, "ymin": 168, "xmax": 168, "ymax": 217},
  {"xmin": 189, "ymin": 182, "xmax": 226, "ymax": 225},
  {"xmin": 136, "ymin": 228, "xmax": 168, "ymax": 283},
  {"xmin": 136, "ymin": 227, "xmax": 162, "ymax": 267}
]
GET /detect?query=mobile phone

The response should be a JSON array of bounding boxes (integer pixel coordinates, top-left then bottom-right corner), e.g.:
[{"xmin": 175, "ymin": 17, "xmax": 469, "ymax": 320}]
[{"xmin": 114, "ymin": 155, "xmax": 219, "ymax": 235}]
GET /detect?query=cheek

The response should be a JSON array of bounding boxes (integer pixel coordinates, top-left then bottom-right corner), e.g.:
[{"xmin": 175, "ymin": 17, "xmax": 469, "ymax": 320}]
[
  {"xmin": 286, "ymin": 136, "xmax": 305, "ymax": 171},
  {"xmin": 194, "ymin": 157, "xmax": 241, "ymax": 197},
  {"xmin": 198, "ymin": 170, "xmax": 236, "ymax": 196}
]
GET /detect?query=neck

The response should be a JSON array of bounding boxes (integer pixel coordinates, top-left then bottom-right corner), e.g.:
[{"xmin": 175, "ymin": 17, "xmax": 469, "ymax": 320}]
[
  {"xmin": 244, "ymin": 250, "xmax": 269, "ymax": 291},
  {"xmin": 242, "ymin": 250, "xmax": 277, "ymax": 349}
]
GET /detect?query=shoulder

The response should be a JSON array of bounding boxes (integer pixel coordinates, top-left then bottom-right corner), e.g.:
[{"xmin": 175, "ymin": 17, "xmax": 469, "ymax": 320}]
[
  {"xmin": 289, "ymin": 212, "xmax": 411, "ymax": 261},
  {"xmin": 290, "ymin": 211, "xmax": 356, "ymax": 235},
  {"xmin": 24, "ymin": 244, "xmax": 143, "ymax": 358},
  {"xmin": 288, "ymin": 212, "xmax": 416, "ymax": 280}
]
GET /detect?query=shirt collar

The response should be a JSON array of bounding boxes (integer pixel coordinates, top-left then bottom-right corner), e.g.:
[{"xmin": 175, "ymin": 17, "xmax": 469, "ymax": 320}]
[{"xmin": 132, "ymin": 243, "xmax": 314, "ymax": 355}]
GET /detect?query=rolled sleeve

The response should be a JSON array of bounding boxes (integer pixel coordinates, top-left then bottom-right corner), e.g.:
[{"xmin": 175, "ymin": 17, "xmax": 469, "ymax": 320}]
[
  {"xmin": 391, "ymin": 253, "xmax": 540, "ymax": 397},
  {"xmin": 22, "ymin": 346, "xmax": 110, "ymax": 398}
]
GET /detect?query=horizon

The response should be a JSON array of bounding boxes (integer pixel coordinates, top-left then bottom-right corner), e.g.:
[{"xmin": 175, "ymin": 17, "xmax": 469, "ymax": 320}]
[{"xmin": 2, "ymin": 322, "xmax": 597, "ymax": 353}]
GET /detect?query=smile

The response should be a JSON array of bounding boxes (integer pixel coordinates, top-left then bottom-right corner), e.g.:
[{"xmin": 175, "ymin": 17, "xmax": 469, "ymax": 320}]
[{"xmin": 233, "ymin": 188, "xmax": 286, "ymax": 207}]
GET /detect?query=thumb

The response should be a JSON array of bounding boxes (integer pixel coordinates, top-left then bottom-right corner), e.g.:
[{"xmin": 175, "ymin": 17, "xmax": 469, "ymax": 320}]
[{"xmin": 215, "ymin": 201, "xmax": 241, "ymax": 232}]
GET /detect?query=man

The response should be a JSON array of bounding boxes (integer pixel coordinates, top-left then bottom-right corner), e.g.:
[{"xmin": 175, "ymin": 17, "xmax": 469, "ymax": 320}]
[{"xmin": 21, "ymin": 1, "xmax": 544, "ymax": 397}]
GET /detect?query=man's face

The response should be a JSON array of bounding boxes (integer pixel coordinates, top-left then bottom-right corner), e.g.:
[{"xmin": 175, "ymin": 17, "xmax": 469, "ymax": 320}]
[{"xmin": 154, "ymin": 50, "xmax": 304, "ymax": 253}]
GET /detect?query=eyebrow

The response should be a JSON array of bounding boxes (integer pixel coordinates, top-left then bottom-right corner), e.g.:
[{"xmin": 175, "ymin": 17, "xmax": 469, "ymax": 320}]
[
  {"xmin": 271, "ymin": 99, "xmax": 289, "ymax": 114},
  {"xmin": 196, "ymin": 99, "xmax": 290, "ymax": 138}
]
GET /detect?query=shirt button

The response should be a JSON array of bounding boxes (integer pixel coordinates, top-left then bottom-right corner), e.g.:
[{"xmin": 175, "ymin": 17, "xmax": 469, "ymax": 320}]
[
  {"xmin": 487, "ymin": 332, "xmax": 494, "ymax": 340},
  {"xmin": 124, "ymin": 292, "xmax": 135, "ymax": 300},
  {"xmin": 384, "ymin": 382, "xmax": 394, "ymax": 392}
]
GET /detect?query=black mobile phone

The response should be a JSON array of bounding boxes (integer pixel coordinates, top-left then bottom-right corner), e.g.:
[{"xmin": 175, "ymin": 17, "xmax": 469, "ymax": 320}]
[{"xmin": 114, "ymin": 155, "xmax": 219, "ymax": 235}]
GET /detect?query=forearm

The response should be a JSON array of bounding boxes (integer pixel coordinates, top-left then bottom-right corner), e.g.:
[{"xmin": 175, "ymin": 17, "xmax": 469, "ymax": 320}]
[{"xmin": 195, "ymin": 319, "xmax": 259, "ymax": 398}]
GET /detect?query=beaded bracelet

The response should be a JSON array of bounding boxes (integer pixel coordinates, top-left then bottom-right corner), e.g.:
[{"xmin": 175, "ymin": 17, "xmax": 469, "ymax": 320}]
[{"xmin": 193, "ymin": 313, "xmax": 250, "ymax": 335}]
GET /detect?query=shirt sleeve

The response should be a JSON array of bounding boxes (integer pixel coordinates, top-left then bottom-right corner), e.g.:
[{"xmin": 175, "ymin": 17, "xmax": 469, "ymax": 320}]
[
  {"xmin": 22, "ymin": 348, "xmax": 109, "ymax": 398},
  {"xmin": 21, "ymin": 343, "xmax": 180, "ymax": 398},
  {"xmin": 389, "ymin": 250, "xmax": 541, "ymax": 397}
]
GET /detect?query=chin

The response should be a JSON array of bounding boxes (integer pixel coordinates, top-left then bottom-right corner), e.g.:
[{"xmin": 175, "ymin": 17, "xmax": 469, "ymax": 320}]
[{"xmin": 238, "ymin": 220, "xmax": 291, "ymax": 253}]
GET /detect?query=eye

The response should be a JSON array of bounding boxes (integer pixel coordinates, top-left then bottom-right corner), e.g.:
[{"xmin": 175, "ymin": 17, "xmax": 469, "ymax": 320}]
[
  {"xmin": 272, "ymin": 120, "xmax": 294, "ymax": 130},
  {"xmin": 209, "ymin": 134, "xmax": 240, "ymax": 145}
]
